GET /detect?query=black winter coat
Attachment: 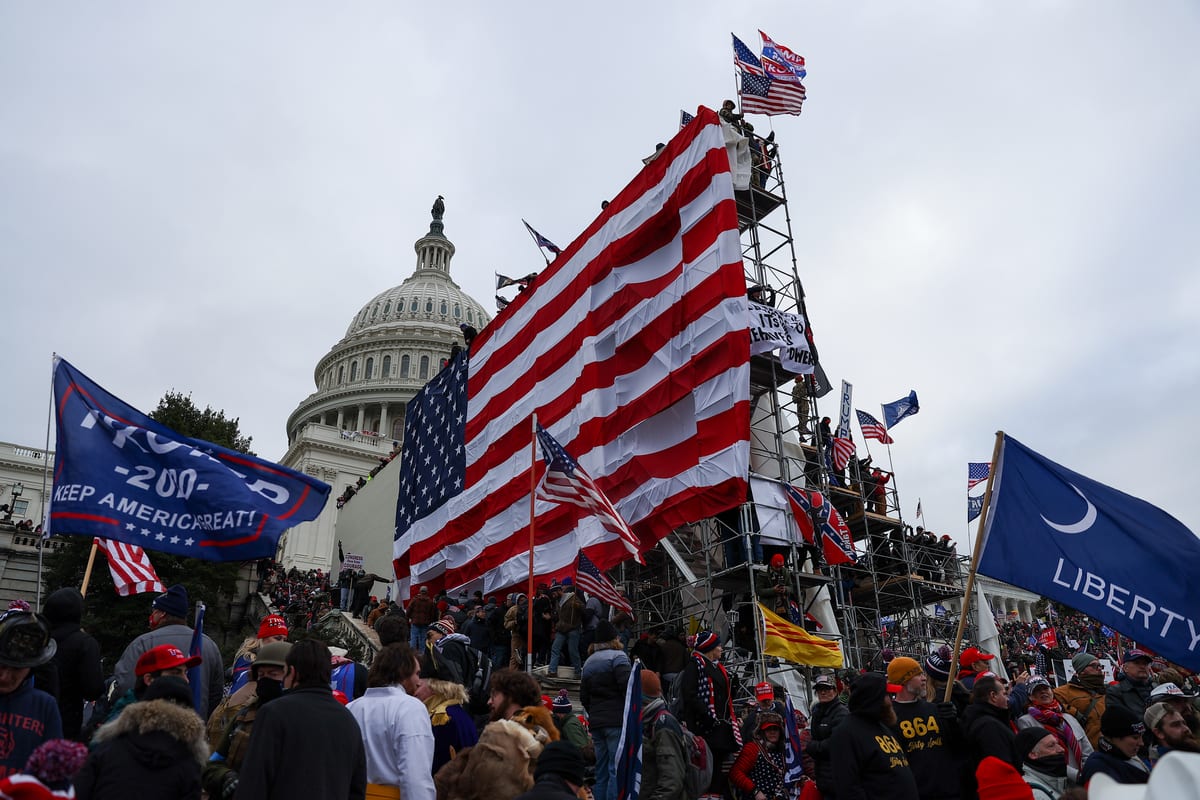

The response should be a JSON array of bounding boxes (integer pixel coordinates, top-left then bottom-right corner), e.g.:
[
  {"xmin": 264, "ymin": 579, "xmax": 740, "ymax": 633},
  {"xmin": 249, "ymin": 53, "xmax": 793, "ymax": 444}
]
[
  {"xmin": 234, "ymin": 686, "xmax": 366, "ymax": 800},
  {"xmin": 44, "ymin": 587, "xmax": 104, "ymax": 740},
  {"xmin": 678, "ymin": 654, "xmax": 737, "ymax": 753},
  {"xmin": 513, "ymin": 773, "xmax": 579, "ymax": 800},
  {"xmin": 75, "ymin": 699, "xmax": 208, "ymax": 800},
  {"xmin": 806, "ymin": 698, "xmax": 849, "ymax": 794},
  {"xmin": 962, "ymin": 700, "xmax": 1019, "ymax": 771},
  {"xmin": 580, "ymin": 647, "xmax": 632, "ymax": 729}
]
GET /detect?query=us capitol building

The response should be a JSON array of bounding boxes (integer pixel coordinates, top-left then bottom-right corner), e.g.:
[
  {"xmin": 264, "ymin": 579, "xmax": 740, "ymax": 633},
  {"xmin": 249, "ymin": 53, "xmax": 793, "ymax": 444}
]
[{"xmin": 275, "ymin": 201, "xmax": 491, "ymax": 574}]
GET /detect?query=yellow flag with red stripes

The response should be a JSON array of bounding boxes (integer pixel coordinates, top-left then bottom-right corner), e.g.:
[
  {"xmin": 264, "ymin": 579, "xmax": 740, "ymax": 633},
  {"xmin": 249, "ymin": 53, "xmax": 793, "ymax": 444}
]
[{"xmin": 758, "ymin": 603, "xmax": 844, "ymax": 668}]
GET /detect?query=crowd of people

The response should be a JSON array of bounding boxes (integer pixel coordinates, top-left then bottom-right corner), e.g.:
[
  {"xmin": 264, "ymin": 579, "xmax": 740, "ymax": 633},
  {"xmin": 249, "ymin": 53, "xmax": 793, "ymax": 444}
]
[{"xmin": 0, "ymin": 572, "xmax": 1195, "ymax": 799}]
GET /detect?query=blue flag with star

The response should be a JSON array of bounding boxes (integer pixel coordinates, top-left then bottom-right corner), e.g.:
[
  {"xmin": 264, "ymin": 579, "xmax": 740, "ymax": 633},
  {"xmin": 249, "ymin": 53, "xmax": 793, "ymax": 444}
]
[{"xmin": 50, "ymin": 358, "xmax": 329, "ymax": 561}]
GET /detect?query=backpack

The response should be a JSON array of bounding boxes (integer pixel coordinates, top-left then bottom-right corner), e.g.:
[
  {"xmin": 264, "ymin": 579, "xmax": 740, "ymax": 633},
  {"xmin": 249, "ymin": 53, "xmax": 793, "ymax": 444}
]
[
  {"xmin": 665, "ymin": 672, "xmax": 686, "ymax": 719},
  {"xmin": 647, "ymin": 708, "xmax": 711, "ymax": 799},
  {"xmin": 463, "ymin": 644, "xmax": 493, "ymax": 716}
]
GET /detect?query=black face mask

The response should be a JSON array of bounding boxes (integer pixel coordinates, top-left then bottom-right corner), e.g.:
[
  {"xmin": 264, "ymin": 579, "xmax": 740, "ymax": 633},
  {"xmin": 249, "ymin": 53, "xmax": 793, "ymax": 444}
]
[
  {"xmin": 256, "ymin": 677, "xmax": 285, "ymax": 706},
  {"xmin": 1027, "ymin": 754, "xmax": 1067, "ymax": 777}
]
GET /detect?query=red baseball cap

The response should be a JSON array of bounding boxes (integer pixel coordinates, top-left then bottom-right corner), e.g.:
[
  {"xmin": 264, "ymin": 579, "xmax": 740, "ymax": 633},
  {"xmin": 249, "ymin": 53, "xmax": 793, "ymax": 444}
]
[
  {"xmin": 135, "ymin": 644, "xmax": 201, "ymax": 677},
  {"xmin": 756, "ymin": 682, "xmax": 774, "ymax": 701}
]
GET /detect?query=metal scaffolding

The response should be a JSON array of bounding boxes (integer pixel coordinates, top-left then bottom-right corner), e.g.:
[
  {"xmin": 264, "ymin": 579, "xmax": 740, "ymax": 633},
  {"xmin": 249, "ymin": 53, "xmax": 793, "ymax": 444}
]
[{"xmin": 618, "ymin": 125, "xmax": 975, "ymax": 693}]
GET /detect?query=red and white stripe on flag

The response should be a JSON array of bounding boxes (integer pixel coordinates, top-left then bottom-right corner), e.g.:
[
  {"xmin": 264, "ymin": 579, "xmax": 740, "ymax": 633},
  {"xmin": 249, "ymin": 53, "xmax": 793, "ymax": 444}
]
[
  {"xmin": 94, "ymin": 537, "xmax": 165, "ymax": 596},
  {"xmin": 537, "ymin": 465, "xmax": 642, "ymax": 562},
  {"xmin": 395, "ymin": 106, "xmax": 750, "ymax": 593},
  {"xmin": 831, "ymin": 437, "xmax": 855, "ymax": 471}
]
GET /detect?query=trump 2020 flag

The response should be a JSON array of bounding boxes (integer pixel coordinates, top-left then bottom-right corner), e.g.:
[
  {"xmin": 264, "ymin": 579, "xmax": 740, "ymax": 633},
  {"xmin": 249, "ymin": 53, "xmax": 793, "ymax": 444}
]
[
  {"xmin": 51, "ymin": 358, "xmax": 330, "ymax": 561},
  {"xmin": 978, "ymin": 434, "xmax": 1200, "ymax": 671}
]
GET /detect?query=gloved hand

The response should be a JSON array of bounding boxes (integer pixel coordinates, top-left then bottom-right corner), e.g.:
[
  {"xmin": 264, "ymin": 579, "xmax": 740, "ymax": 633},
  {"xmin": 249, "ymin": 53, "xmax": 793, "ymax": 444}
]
[
  {"xmin": 936, "ymin": 701, "xmax": 958, "ymax": 722},
  {"xmin": 221, "ymin": 773, "xmax": 239, "ymax": 800}
]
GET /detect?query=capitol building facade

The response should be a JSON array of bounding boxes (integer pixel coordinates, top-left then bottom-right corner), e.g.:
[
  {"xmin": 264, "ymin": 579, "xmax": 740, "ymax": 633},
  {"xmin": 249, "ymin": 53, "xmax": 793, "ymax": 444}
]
[{"xmin": 276, "ymin": 206, "xmax": 491, "ymax": 573}]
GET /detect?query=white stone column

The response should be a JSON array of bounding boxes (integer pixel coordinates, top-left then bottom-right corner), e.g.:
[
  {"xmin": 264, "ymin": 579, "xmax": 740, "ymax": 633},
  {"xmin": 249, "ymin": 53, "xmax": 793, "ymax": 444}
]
[
  {"xmin": 379, "ymin": 402, "xmax": 389, "ymax": 437},
  {"xmin": 336, "ymin": 407, "xmax": 345, "ymax": 429},
  {"xmin": 356, "ymin": 404, "xmax": 365, "ymax": 431}
]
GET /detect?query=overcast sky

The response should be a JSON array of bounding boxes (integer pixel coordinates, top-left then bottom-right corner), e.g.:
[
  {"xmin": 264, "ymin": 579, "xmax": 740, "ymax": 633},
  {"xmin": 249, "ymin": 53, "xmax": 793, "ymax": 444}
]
[{"xmin": 3, "ymin": 2, "xmax": 1198, "ymax": 550}]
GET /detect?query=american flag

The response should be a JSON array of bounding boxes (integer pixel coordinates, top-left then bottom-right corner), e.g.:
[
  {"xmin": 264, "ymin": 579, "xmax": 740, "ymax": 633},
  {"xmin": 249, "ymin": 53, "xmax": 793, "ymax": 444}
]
[
  {"xmin": 535, "ymin": 423, "xmax": 641, "ymax": 561},
  {"xmin": 732, "ymin": 33, "xmax": 765, "ymax": 75},
  {"xmin": 575, "ymin": 551, "xmax": 631, "ymax": 613},
  {"xmin": 615, "ymin": 660, "xmax": 643, "ymax": 800},
  {"xmin": 393, "ymin": 108, "xmax": 750, "ymax": 594},
  {"xmin": 968, "ymin": 462, "xmax": 991, "ymax": 490},
  {"xmin": 522, "ymin": 220, "xmax": 561, "ymax": 255},
  {"xmin": 855, "ymin": 409, "xmax": 894, "ymax": 444},
  {"xmin": 679, "ymin": 109, "xmax": 694, "ymax": 129},
  {"xmin": 759, "ymin": 30, "xmax": 807, "ymax": 80},
  {"xmin": 738, "ymin": 71, "xmax": 806, "ymax": 117},
  {"xmin": 831, "ymin": 436, "xmax": 855, "ymax": 471},
  {"xmin": 94, "ymin": 538, "xmax": 164, "ymax": 596}
]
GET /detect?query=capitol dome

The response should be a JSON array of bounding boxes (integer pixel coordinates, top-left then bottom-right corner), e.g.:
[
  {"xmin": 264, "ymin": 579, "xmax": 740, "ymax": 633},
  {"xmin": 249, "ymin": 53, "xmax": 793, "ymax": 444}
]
[{"xmin": 285, "ymin": 201, "xmax": 491, "ymax": 444}]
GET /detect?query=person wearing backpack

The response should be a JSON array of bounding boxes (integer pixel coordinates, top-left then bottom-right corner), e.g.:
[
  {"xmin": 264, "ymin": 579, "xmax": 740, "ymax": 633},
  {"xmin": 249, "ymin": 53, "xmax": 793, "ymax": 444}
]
[
  {"xmin": 640, "ymin": 670, "xmax": 691, "ymax": 800},
  {"xmin": 679, "ymin": 631, "xmax": 738, "ymax": 800}
]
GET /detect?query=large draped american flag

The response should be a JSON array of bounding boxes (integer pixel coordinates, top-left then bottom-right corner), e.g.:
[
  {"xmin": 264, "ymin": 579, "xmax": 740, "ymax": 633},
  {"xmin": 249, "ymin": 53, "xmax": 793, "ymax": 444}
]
[{"xmin": 393, "ymin": 107, "xmax": 751, "ymax": 594}]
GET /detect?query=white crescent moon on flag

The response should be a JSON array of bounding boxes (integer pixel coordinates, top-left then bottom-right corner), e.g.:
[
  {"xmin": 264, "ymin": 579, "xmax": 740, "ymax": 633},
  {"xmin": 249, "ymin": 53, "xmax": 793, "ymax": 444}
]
[{"xmin": 1041, "ymin": 484, "xmax": 1097, "ymax": 534}]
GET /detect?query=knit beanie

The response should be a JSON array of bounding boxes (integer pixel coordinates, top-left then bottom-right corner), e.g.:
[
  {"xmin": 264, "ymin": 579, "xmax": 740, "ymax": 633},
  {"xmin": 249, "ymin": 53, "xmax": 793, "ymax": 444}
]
[
  {"xmin": 1013, "ymin": 727, "xmax": 1052, "ymax": 763},
  {"xmin": 257, "ymin": 614, "xmax": 288, "ymax": 640},
  {"xmin": 152, "ymin": 584, "xmax": 189, "ymax": 619},
  {"xmin": 848, "ymin": 672, "xmax": 888, "ymax": 714},
  {"xmin": 887, "ymin": 657, "xmax": 922, "ymax": 688},
  {"xmin": 1100, "ymin": 705, "xmax": 1145, "ymax": 739},
  {"xmin": 430, "ymin": 619, "xmax": 455, "ymax": 636},
  {"xmin": 925, "ymin": 645, "xmax": 952, "ymax": 682},
  {"xmin": 552, "ymin": 689, "xmax": 573, "ymax": 713},
  {"xmin": 1071, "ymin": 652, "xmax": 1098, "ymax": 673},
  {"xmin": 595, "ymin": 620, "xmax": 619, "ymax": 643},
  {"xmin": 974, "ymin": 756, "xmax": 1032, "ymax": 800},
  {"xmin": 534, "ymin": 741, "xmax": 587, "ymax": 784},
  {"xmin": 641, "ymin": 670, "xmax": 663, "ymax": 699},
  {"xmin": 694, "ymin": 630, "xmax": 720, "ymax": 654}
]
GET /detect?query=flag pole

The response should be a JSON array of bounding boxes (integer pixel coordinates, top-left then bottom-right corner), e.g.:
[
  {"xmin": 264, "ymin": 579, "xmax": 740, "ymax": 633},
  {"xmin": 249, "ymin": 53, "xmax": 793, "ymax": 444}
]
[
  {"xmin": 36, "ymin": 353, "xmax": 56, "ymax": 609},
  {"xmin": 527, "ymin": 413, "xmax": 537, "ymax": 673},
  {"xmin": 79, "ymin": 540, "xmax": 100, "ymax": 598},
  {"xmin": 944, "ymin": 430, "xmax": 1005, "ymax": 702},
  {"xmin": 521, "ymin": 221, "xmax": 552, "ymax": 267}
]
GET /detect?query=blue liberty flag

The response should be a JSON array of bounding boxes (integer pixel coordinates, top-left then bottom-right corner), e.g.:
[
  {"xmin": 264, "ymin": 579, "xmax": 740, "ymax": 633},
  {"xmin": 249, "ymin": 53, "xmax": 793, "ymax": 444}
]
[
  {"xmin": 188, "ymin": 602, "xmax": 205, "ymax": 714},
  {"xmin": 50, "ymin": 358, "xmax": 329, "ymax": 561},
  {"xmin": 615, "ymin": 659, "xmax": 644, "ymax": 800},
  {"xmin": 978, "ymin": 434, "xmax": 1200, "ymax": 670},
  {"xmin": 881, "ymin": 390, "xmax": 919, "ymax": 429}
]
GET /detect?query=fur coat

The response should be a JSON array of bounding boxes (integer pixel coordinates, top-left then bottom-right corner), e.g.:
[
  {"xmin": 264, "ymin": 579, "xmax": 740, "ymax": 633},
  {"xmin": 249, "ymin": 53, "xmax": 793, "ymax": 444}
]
[
  {"xmin": 76, "ymin": 699, "xmax": 209, "ymax": 800},
  {"xmin": 435, "ymin": 705, "xmax": 559, "ymax": 800}
]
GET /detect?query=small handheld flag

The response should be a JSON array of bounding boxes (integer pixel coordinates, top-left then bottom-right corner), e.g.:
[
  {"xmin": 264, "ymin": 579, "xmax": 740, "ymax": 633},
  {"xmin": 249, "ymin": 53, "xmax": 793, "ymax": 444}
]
[{"xmin": 536, "ymin": 424, "xmax": 642, "ymax": 562}]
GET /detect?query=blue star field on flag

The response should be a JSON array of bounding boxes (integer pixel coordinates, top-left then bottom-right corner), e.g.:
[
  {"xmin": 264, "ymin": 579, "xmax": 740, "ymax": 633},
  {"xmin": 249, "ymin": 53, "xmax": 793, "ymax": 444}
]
[{"xmin": 394, "ymin": 351, "xmax": 468, "ymax": 533}]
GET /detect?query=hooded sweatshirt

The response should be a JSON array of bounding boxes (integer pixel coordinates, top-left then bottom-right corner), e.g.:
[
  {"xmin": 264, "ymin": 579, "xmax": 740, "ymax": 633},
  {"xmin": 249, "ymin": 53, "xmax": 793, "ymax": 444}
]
[{"xmin": 44, "ymin": 587, "xmax": 104, "ymax": 739}]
